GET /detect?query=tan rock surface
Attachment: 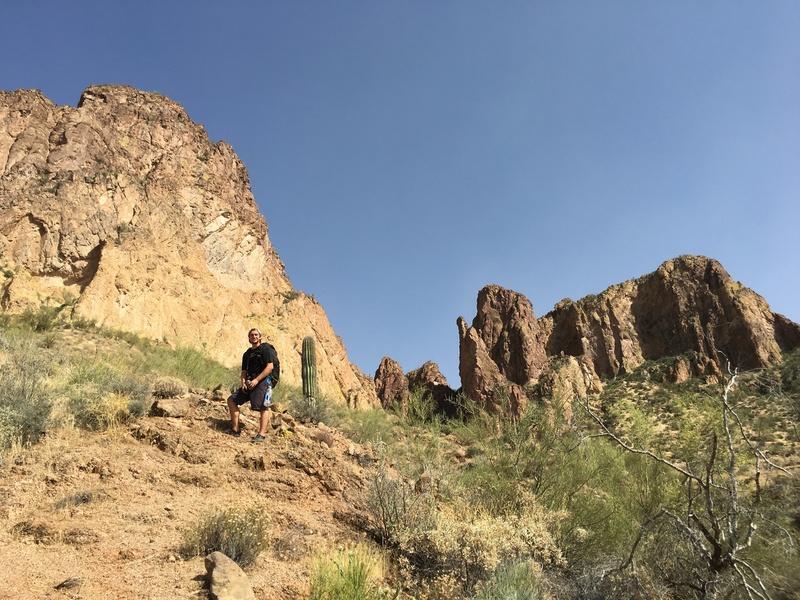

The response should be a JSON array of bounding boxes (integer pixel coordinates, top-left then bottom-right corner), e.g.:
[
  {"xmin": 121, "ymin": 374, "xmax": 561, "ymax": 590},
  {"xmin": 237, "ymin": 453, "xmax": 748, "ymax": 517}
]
[{"xmin": 0, "ymin": 85, "xmax": 375, "ymax": 405}]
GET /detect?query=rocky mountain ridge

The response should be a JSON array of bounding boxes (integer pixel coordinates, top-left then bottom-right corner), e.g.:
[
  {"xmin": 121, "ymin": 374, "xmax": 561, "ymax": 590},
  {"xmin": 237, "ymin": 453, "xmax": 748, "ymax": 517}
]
[
  {"xmin": 0, "ymin": 85, "xmax": 376, "ymax": 406},
  {"xmin": 456, "ymin": 255, "xmax": 800, "ymax": 412},
  {"xmin": 3, "ymin": 85, "xmax": 797, "ymax": 414}
]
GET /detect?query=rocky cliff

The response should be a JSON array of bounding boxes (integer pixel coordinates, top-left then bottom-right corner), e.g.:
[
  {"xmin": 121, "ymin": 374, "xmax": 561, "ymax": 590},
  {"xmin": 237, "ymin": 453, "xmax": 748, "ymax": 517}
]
[
  {"xmin": 0, "ymin": 85, "xmax": 376, "ymax": 406},
  {"xmin": 459, "ymin": 256, "xmax": 800, "ymax": 410}
]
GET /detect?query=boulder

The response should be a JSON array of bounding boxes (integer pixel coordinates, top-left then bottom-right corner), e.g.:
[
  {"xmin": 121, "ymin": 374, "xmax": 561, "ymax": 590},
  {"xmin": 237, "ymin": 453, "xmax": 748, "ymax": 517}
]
[{"xmin": 204, "ymin": 551, "xmax": 256, "ymax": 600}]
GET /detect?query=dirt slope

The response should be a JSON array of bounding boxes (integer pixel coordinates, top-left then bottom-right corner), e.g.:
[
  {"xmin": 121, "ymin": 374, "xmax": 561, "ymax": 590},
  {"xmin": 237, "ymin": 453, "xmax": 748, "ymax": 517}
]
[{"xmin": 0, "ymin": 397, "xmax": 380, "ymax": 599}]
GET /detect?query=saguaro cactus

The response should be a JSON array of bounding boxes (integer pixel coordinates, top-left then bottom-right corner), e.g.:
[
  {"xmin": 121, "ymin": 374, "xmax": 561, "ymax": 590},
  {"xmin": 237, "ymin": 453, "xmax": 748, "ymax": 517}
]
[{"xmin": 302, "ymin": 336, "xmax": 317, "ymax": 400}]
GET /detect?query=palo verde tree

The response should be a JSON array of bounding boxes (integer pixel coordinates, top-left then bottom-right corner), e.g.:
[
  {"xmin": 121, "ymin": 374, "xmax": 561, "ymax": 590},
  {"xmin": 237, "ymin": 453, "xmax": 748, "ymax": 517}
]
[{"xmin": 581, "ymin": 359, "xmax": 795, "ymax": 600}]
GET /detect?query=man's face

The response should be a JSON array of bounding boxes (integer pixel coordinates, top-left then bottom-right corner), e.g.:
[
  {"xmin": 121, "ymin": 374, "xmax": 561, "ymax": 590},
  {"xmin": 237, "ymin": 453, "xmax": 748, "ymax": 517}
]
[{"xmin": 248, "ymin": 331, "xmax": 261, "ymax": 344}]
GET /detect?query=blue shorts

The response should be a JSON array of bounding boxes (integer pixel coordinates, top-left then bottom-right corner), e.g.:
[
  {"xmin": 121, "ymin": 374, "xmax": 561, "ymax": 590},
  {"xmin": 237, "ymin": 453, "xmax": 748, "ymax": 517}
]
[{"xmin": 229, "ymin": 379, "xmax": 272, "ymax": 411}]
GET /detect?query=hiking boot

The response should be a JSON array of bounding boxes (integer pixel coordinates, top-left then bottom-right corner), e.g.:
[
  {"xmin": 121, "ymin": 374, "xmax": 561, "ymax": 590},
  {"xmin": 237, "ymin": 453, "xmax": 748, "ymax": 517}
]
[
  {"xmin": 251, "ymin": 434, "xmax": 266, "ymax": 444},
  {"xmin": 230, "ymin": 427, "xmax": 241, "ymax": 437}
]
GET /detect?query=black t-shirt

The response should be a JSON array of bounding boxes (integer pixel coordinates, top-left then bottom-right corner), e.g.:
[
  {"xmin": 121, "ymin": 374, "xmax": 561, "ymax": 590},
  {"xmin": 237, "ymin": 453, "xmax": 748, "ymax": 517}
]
[{"xmin": 241, "ymin": 343, "xmax": 278, "ymax": 382}]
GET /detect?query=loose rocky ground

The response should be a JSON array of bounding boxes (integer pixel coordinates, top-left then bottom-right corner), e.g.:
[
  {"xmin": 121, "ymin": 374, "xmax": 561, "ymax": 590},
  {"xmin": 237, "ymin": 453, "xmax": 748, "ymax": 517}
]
[{"xmin": 0, "ymin": 395, "xmax": 381, "ymax": 599}]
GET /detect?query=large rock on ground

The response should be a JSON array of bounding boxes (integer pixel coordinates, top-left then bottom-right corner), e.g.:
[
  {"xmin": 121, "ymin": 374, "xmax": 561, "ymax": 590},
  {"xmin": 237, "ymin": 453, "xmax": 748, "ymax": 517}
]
[
  {"xmin": 0, "ymin": 85, "xmax": 376, "ymax": 405},
  {"xmin": 204, "ymin": 552, "xmax": 256, "ymax": 600}
]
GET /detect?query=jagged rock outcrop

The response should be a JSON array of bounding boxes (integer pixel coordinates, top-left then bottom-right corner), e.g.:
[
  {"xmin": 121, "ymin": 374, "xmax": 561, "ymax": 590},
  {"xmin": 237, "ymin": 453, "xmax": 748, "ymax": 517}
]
[
  {"xmin": 0, "ymin": 85, "xmax": 376, "ymax": 405},
  {"xmin": 459, "ymin": 256, "xmax": 800, "ymax": 409},
  {"xmin": 374, "ymin": 357, "xmax": 409, "ymax": 410},
  {"xmin": 457, "ymin": 285, "xmax": 549, "ymax": 413}
]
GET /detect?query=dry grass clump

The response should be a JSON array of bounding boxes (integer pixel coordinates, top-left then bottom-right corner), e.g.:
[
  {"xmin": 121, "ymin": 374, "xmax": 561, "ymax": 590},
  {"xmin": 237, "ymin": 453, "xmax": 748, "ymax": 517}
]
[
  {"xmin": 180, "ymin": 507, "xmax": 269, "ymax": 568},
  {"xmin": 309, "ymin": 544, "xmax": 390, "ymax": 600}
]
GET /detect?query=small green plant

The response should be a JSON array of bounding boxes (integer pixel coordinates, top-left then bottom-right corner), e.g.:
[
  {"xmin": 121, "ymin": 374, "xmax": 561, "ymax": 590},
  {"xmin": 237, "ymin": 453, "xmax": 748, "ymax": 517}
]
[
  {"xmin": 180, "ymin": 507, "xmax": 268, "ymax": 568},
  {"xmin": 279, "ymin": 290, "xmax": 300, "ymax": 303},
  {"xmin": 309, "ymin": 545, "xmax": 385, "ymax": 600}
]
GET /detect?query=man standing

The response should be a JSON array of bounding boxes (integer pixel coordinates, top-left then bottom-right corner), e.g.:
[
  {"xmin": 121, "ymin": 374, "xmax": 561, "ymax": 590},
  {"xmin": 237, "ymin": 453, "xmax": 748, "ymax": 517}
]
[{"xmin": 227, "ymin": 328, "xmax": 278, "ymax": 443}]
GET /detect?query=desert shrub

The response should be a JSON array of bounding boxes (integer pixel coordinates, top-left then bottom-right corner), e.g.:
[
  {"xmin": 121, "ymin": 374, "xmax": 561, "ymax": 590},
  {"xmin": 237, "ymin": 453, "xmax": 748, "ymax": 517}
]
[
  {"xmin": 402, "ymin": 388, "xmax": 438, "ymax": 426},
  {"xmin": 152, "ymin": 376, "xmax": 188, "ymax": 398},
  {"xmin": 180, "ymin": 507, "xmax": 268, "ymax": 568},
  {"xmin": 70, "ymin": 390, "xmax": 146, "ymax": 430},
  {"xmin": 339, "ymin": 406, "xmax": 396, "ymax": 446},
  {"xmin": 471, "ymin": 560, "xmax": 548, "ymax": 600},
  {"xmin": 363, "ymin": 463, "xmax": 561, "ymax": 596},
  {"xmin": 0, "ymin": 331, "xmax": 53, "ymax": 449},
  {"xmin": 781, "ymin": 349, "xmax": 800, "ymax": 420},
  {"xmin": 365, "ymin": 468, "xmax": 437, "ymax": 546},
  {"xmin": 288, "ymin": 389, "xmax": 335, "ymax": 424},
  {"xmin": 19, "ymin": 305, "xmax": 60, "ymax": 332},
  {"xmin": 395, "ymin": 501, "xmax": 563, "ymax": 595},
  {"xmin": 309, "ymin": 545, "xmax": 388, "ymax": 600}
]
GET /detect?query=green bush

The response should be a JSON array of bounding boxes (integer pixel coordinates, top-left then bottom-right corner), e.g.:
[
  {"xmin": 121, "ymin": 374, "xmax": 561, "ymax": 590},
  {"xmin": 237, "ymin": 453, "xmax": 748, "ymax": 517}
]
[
  {"xmin": 402, "ymin": 388, "xmax": 438, "ymax": 426},
  {"xmin": 19, "ymin": 305, "xmax": 60, "ymax": 332},
  {"xmin": 364, "ymin": 468, "xmax": 437, "ymax": 546},
  {"xmin": 288, "ymin": 390, "xmax": 334, "ymax": 424},
  {"xmin": 180, "ymin": 507, "xmax": 268, "ymax": 568},
  {"xmin": 338, "ymin": 406, "xmax": 396, "ymax": 446}
]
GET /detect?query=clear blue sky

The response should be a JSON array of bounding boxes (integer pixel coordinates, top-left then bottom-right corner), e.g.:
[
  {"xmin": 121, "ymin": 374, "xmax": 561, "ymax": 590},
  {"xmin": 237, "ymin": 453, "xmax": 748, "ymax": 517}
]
[{"xmin": 4, "ymin": 2, "xmax": 799, "ymax": 386}]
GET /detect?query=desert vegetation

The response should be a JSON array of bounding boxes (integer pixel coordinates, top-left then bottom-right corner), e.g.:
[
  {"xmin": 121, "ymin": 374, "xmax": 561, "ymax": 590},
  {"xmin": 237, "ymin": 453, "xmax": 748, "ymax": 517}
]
[{"xmin": 1, "ymin": 307, "xmax": 798, "ymax": 599}]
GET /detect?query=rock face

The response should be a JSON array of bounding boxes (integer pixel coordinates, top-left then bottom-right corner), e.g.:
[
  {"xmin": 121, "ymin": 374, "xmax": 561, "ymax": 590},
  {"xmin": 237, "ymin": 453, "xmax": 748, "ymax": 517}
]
[
  {"xmin": 459, "ymin": 256, "xmax": 800, "ymax": 410},
  {"xmin": 0, "ymin": 85, "xmax": 376, "ymax": 405},
  {"xmin": 374, "ymin": 357, "xmax": 409, "ymax": 410}
]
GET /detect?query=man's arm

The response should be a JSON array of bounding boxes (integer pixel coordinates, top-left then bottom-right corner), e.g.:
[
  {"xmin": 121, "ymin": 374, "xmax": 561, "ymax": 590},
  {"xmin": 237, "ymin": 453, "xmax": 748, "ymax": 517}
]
[{"xmin": 248, "ymin": 362, "xmax": 273, "ymax": 388}]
